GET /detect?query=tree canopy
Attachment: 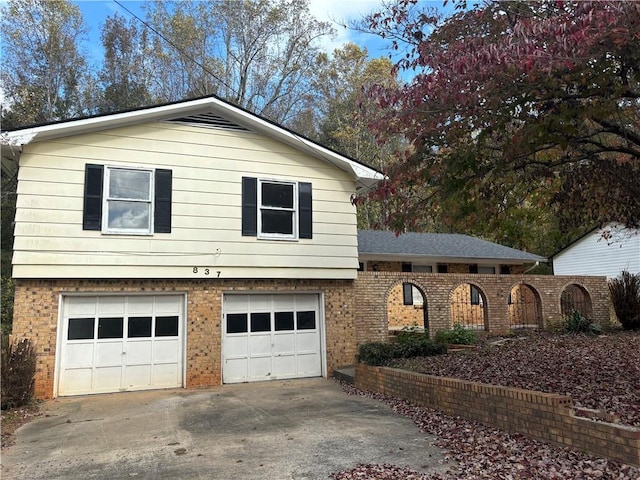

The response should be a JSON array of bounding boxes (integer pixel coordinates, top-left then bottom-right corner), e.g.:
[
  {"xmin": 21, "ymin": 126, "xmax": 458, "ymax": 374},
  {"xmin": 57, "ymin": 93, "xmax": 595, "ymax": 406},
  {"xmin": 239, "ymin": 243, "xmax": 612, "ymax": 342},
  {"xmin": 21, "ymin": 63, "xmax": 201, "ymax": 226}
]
[
  {"xmin": 358, "ymin": 0, "xmax": 640, "ymax": 247},
  {"xmin": 0, "ymin": 0, "xmax": 91, "ymax": 127}
]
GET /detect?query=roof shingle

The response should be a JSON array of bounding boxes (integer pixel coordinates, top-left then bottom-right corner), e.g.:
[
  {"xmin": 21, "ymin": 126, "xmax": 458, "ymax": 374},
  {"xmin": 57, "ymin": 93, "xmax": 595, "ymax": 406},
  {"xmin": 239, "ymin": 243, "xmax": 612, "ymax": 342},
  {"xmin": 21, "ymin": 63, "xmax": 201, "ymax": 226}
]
[{"xmin": 358, "ymin": 230, "xmax": 546, "ymax": 262}]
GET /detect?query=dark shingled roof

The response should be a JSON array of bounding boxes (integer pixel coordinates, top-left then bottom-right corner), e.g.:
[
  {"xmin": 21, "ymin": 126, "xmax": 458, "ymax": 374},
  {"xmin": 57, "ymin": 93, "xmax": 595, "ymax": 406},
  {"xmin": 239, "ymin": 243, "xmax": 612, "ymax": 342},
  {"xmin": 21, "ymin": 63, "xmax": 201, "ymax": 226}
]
[{"xmin": 358, "ymin": 230, "xmax": 546, "ymax": 262}]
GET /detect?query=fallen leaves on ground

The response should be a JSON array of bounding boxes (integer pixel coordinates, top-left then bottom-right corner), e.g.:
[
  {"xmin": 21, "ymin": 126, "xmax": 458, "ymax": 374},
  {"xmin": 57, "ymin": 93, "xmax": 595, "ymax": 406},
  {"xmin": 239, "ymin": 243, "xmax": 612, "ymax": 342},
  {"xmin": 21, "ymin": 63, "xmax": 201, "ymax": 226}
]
[
  {"xmin": 1, "ymin": 403, "xmax": 41, "ymax": 449},
  {"xmin": 393, "ymin": 330, "xmax": 640, "ymax": 426},
  {"xmin": 333, "ymin": 383, "xmax": 640, "ymax": 480}
]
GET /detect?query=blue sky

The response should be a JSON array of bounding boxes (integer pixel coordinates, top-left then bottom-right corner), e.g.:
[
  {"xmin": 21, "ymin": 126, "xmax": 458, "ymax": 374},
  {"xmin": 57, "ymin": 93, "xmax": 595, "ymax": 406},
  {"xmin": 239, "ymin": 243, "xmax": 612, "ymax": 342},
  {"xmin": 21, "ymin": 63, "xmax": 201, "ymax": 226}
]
[{"xmin": 73, "ymin": 0, "xmax": 453, "ymax": 68}]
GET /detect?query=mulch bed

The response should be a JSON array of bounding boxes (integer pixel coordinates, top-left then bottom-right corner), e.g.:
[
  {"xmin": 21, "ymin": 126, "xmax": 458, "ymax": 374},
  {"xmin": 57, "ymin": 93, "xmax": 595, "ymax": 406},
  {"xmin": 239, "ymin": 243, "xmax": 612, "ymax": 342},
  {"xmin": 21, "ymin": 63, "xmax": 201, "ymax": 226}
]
[
  {"xmin": 392, "ymin": 330, "xmax": 640, "ymax": 426},
  {"xmin": 330, "ymin": 330, "xmax": 640, "ymax": 479}
]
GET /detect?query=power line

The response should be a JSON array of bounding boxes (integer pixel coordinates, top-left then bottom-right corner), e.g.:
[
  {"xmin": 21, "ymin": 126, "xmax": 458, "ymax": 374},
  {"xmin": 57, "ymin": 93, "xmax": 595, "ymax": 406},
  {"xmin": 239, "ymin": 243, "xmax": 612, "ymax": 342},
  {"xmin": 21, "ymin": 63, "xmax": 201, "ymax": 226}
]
[{"xmin": 112, "ymin": 0, "xmax": 240, "ymax": 99}]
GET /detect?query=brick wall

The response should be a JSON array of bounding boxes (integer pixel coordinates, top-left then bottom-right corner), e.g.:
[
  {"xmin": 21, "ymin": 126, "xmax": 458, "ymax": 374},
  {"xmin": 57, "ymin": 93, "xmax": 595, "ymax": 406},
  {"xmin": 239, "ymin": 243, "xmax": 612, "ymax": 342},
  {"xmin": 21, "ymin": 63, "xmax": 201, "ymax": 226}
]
[
  {"xmin": 386, "ymin": 284, "xmax": 425, "ymax": 329},
  {"xmin": 355, "ymin": 364, "xmax": 640, "ymax": 467},
  {"xmin": 354, "ymin": 272, "xmax": 610, "ymax": 343},
  {"xmin": 12, "ymin": 278, "xmax": 355, "ymax": 399}
]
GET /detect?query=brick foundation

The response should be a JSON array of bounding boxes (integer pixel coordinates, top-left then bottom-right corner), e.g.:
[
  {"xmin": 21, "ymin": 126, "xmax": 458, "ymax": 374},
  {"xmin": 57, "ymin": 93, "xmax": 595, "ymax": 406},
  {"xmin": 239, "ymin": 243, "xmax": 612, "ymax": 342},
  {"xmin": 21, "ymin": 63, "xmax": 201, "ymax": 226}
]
[
  {"xmin": 356, "ymin": 363, "xmax": 640, "ymax": 467},
  {"xmin": 12, "ymin": 278, "xmax": 356, "ymax": 399}
]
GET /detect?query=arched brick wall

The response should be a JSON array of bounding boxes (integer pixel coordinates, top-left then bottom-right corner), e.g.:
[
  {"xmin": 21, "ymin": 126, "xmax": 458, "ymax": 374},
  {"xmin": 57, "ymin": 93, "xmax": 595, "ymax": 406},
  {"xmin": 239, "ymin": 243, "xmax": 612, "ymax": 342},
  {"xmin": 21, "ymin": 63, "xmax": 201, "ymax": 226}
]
[{"xmin": 354, "ymin": 272, "xmax": 610, "ymax": 344}]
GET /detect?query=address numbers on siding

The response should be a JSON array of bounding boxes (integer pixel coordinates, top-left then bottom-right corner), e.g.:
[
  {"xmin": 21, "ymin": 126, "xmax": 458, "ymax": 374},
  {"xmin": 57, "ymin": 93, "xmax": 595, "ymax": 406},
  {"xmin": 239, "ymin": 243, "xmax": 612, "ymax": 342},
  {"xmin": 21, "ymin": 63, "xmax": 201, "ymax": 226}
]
[{"xmin": 193, "ymin": 267, "xmax": 221, "ymax": 277}]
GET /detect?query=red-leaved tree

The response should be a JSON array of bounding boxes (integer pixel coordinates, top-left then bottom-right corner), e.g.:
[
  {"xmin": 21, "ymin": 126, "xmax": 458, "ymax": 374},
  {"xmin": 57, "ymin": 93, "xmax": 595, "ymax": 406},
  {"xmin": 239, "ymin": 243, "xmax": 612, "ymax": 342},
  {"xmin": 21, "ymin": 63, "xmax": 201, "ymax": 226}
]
[{"xmin": 359, "ymin": 0, "xmax": 640, "ymax": 248}]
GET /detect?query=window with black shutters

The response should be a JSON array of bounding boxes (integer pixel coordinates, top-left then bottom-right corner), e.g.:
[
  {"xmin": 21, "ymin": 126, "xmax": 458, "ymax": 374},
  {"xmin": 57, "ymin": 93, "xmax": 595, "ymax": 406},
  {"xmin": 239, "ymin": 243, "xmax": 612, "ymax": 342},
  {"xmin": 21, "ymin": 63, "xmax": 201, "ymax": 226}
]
[
  {"xmin": 242, "ymin": 177, "xmax": 312, "ymax": 240},
  {"xmin": 83, "ymin": 164, "xmax": 172, "ymax": 235}
]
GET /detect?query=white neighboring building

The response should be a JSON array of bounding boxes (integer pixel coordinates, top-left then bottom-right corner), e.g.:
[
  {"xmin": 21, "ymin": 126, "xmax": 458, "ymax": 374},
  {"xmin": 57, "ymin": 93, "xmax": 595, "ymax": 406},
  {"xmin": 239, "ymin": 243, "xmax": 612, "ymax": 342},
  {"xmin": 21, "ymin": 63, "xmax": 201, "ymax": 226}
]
[{"xmin": 553, "ymin": 223, "xmax": 640, "ymax": 278}]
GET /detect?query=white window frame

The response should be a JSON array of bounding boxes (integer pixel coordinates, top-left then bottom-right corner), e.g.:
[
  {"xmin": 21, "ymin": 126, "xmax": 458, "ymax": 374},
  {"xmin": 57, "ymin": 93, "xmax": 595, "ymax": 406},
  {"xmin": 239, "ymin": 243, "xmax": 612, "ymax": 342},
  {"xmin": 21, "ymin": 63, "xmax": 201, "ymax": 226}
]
[
  {"xmin": 257, "ymin": 178, "xmax": 298, "ymax": 240},
  {"xmin": 103, "ymin": 166, "xmax": 155, "ymax": 235}
]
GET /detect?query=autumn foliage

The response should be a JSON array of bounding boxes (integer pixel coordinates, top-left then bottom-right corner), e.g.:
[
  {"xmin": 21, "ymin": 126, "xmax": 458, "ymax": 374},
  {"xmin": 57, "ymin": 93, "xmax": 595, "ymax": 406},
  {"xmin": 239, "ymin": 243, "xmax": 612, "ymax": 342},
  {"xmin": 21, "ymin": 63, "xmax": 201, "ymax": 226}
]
[{"xmin": 361, "ymin": 0, "xmax": 640, "ymax": 240}]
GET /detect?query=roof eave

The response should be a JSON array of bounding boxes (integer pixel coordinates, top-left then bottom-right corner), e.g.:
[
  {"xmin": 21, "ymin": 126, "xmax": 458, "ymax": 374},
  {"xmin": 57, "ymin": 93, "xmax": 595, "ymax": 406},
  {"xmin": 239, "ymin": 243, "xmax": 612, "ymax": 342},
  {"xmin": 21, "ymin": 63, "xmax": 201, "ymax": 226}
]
[
  {"xmin": 2, "ymin": 97, "xmax": 384, "ymax": 189},
  {"xmin": 359, "ymin": 253, "xmax": 546, "ymax": 263}
]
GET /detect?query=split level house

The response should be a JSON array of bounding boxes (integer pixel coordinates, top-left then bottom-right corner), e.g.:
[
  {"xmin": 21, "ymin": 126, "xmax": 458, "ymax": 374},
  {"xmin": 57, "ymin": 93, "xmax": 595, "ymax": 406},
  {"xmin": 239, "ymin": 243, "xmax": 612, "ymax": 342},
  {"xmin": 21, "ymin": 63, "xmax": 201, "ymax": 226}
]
[
  {"xmin": 2, "ymin": 96, "xmax": 548, "ymax": 399},
  {"xmin": 2, "ymin": 96, "xmax": 382, "ymax": 398}
]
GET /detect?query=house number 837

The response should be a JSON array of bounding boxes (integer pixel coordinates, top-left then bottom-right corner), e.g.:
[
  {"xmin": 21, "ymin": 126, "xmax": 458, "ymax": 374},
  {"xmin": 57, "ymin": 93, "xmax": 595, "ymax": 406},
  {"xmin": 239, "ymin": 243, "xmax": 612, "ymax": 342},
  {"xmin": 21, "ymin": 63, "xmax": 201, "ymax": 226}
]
[{"xmin": 192, "ymin": 267, "xmax": 221, "ymax": 277}]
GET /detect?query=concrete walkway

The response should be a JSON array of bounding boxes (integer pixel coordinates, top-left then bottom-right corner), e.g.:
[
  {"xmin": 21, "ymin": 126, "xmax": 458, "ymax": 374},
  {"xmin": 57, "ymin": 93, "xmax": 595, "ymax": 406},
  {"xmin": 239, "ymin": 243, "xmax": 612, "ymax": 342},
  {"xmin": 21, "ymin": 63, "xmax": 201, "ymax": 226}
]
[{"xmin": 1, "ymin": 378, "xmax": 452, "ymax": 479}]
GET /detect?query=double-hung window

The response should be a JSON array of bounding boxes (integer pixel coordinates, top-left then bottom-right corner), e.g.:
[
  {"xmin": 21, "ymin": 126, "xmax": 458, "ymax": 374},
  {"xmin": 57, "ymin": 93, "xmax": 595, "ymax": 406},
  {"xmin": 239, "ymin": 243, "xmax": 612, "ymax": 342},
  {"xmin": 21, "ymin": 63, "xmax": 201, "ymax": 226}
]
[
  {"xmin": 259, "ymin": 180, "xmax": 296, "ymax": 239},
  {"xmin": 83, "ymin": 164, "xmax": 172, "ymax": 235},
  {"xmin": 241, "ymin": 176, "xmax": 312, "ymax": 240},
  {"xmin": 104, "ymin": 167, "xmax": 153, "ymax": 234}
]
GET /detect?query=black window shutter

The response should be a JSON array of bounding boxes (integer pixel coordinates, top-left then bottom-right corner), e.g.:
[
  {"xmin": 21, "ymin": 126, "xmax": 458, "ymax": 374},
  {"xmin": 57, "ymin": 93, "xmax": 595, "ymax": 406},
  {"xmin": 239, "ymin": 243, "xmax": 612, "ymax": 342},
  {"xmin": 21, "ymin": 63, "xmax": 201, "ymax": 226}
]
[
  {"xmin": 402, "ymin": 283, "xmax": 414, "ymax": 305},
  {"xmin": 469, "ymin": 264, "xmax": 478, "ymax": 274},
  {"xmin": 437, "ymin": 264, "xmax": 448, "ymax": 273},
  {"xmin": 154, "ymin": 169, "xmax": 172, "ymax": 233},
  {"xmin": 298, "ymin": 182, "xmax": 312, "ymax": 239},
  {"xmin": 83, "ymin": 164, "xmax": 104, "ymax": 230},
  {"xmin": 242, "ymin": 177, "xmax": 258, "ymax": 236},
  {"xmin": 401, "ymin": 262, "xmax": 412, "ymax": 272}
]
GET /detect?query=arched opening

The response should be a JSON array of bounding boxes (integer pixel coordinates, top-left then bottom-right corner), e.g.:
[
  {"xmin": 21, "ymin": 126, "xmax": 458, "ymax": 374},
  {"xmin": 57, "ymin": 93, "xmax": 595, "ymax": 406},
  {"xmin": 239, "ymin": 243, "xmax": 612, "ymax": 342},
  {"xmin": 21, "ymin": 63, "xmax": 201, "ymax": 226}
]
[
  {"xmin": 508, "ymin": 284, "xmax": 542, "ymax": 329},
  {"xmin": 450, "ymin": 283, "xmax": 487, "ymax": 330},
  {"xmin": 386, "ymin": 282, "xmax": 429, "ymax": 332},
  {"xmin": 561, "ymin": 284, "xmax": 594, "ymax": 319}
]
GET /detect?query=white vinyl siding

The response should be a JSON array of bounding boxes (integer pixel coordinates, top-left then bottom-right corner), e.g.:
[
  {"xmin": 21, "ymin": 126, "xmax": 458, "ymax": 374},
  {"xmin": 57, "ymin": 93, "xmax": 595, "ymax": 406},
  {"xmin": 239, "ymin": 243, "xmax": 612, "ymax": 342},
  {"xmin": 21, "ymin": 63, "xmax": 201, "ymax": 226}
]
[
  {"xmin": 13, "ymin": 122, "xmax": 360, "ymax": 279},
  {"xmin": 553, "ymin": 225, "xmax": 640, "ymax": 278}
]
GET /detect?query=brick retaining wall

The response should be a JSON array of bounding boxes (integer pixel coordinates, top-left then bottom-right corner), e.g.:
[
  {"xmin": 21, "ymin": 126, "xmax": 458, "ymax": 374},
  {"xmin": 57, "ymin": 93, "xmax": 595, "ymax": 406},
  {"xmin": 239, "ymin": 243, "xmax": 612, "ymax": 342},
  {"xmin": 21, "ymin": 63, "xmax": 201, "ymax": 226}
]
[{"xmin": 355, "ymin": 363, "xmax": 640, "ymax": 467}]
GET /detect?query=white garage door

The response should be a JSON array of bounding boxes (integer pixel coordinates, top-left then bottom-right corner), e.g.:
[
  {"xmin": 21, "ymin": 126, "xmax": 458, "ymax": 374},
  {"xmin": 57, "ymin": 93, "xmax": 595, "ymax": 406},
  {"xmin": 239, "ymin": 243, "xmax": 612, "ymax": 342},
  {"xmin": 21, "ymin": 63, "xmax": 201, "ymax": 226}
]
[
  {"xmin": 222, "ymin": 293, "xmax": 323, "ymax": 383},
  {"xmin": 58, "ymin": 295, "xmax": 184, "ymax": 396}
]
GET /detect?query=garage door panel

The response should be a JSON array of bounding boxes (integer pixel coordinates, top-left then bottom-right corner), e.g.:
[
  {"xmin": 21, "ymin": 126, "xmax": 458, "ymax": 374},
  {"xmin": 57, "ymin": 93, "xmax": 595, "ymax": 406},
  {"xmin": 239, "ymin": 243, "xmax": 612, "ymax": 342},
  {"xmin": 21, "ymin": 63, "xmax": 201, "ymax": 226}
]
[
  {"xmin": 296, "ymin": 332, "xmax": 319, "ymax": 351},
  {"xmin": 296, "ymin": 354, "xmax": 321, "ymax": 375},
  {"xmin": 274, "ymin": 334, "xmax": 295, "ymax": 354},
  {"xmin": 125, "ymin": 365, "xmax": 151, "ymax": 387},
  {"xmin": 64, "ymin": 343, "xmax": 94, "ymax": 367},
  {"xmin": 224, "ymin": 295, "xmax": 249, "ymax": 312},
  {"xmin": 66, "ymin": 297, "xmax": 97, "ymax": 315},
  {"xmin": 97, "ymin": 297, "xmax": 126, "ymax": 315},
  {"xmin": 127, "ymin": 296, "xmax": 154, "ymax": 314},
  {"xmin": 155, "ymin": 295, "xmax": 183, "ymax": 314},
  {"xmin": 153, "ymin": 339, "xmax": 180, "ymax": 363},
  {"xmin": 153, "ymin": 364, "xmax": 180, "ymax": 386},
  {"xmin": 273, "ymin": 295, "xmax": 295, "ymax": 310},
  {"xmin": 223, "ymin": 293, "xmax": 322, "ymax": 383},
  {"xmin": 250, "ymin": 357, "xmax": 272, "ymax": 378},
  {"xmin": 225, "ymin": 336, "xmax": 248, "ymax": 356},
  {"xmin": 250, "ymin": 295, "xmax": 272, "ymax": 310},
  {"xmin": 95, "ymin": 342, "xmax": 124, "ymax": 365},
  {"xmin": 295, "ymin": 295, "xmax": 318, "ymax": 310},
  {"xmin": 249, "ymin": 335, "xmax": 271, "ymax": 355},
  {"xmin": 126, "ymin": 341, "xmax": 152, "ymax": 364},
  {"xmin": 63, "ymin": 369, "xmax": 94, "ymax": 393},
  {"xmin": 224, "ymin": 357, "xmax": 248, "ymax": 381},
  {"xmin": 273, "ymin": 355, "xmax": 295, "ymax": 377},
  {"xmin": 59, "ymin": 295, "xmax": 184, "ymax": 396},
  {"xmin": 94, "ymin": 366, "xmax": 122, "ymax": 390}
]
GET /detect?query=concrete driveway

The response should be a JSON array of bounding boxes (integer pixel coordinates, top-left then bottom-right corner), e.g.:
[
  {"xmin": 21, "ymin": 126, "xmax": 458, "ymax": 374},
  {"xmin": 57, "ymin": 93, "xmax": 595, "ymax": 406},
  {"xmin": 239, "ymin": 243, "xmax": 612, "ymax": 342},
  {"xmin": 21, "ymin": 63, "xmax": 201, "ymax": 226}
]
[{"xmin": 1, "ymin": 378, "xmax": 452, "ymax": 479}]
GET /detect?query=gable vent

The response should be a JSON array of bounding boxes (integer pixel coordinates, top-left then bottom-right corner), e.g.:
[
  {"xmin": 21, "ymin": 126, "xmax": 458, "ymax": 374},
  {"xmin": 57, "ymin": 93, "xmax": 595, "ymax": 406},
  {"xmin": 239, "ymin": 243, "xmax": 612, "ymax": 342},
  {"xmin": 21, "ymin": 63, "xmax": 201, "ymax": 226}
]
[{"xmin": 167, "ymin": 113, "xmax": 251, "ymax": 132}]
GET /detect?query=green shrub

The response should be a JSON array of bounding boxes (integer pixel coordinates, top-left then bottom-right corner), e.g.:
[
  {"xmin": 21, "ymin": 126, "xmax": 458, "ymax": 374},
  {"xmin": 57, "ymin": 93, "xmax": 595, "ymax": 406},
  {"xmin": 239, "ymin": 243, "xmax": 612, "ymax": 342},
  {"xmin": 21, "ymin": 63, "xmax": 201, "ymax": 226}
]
[
  {"xmin": 609, "ymin": 270, "xmax": 640, "ymax": 330},
  {"xmin": 358, "ymin": 342, "xmax": 396, "ymax": 366},
  {"xmin": 393, "ymin": 331, "xmax": 447, "ymax": 358},
  {"xmin": 1, "ymin": 335, "xmax": 37, "ymax": 409},
  {"xmin": 563, "ymin": 309, "xmax": 602, "ymax": 335},
  {"xmin": 1, "ymin": 275, "xmax": 14, "ymax": 335},
  {"xmin": 359, "ymin": 333, "xmax": 446, "ymax": 366},
  {"xmin": 434, "ymin": 323, "xmax": 478, "ymax": 345}
]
